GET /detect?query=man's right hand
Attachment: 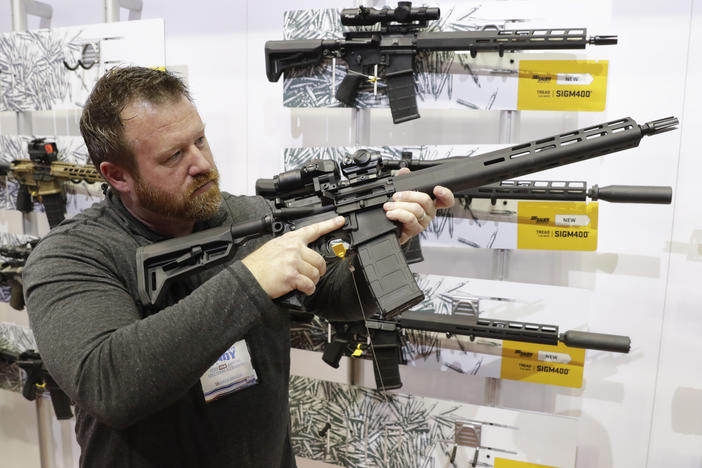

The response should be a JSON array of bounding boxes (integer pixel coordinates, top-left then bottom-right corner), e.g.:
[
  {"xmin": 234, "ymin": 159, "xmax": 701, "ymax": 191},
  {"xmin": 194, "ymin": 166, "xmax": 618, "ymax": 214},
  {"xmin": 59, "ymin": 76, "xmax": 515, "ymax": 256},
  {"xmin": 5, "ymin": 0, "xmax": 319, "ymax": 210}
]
[{"xmin": 241, "ymin": 216, "xmax": 345, "ymax": 298}]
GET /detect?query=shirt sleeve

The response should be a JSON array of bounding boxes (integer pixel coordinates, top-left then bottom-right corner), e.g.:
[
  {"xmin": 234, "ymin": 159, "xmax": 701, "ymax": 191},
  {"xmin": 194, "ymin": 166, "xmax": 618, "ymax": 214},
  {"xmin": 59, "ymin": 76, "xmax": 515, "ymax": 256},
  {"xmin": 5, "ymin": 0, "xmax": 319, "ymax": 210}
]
[{"xmin": 23, "ymin": 228, "xmax": 279, "ymax": 429}]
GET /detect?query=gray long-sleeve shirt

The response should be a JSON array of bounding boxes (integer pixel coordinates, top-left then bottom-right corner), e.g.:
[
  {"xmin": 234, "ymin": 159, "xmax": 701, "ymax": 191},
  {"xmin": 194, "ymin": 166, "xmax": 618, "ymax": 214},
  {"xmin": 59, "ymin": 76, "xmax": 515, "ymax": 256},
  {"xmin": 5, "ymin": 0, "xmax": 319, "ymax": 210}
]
[{"xmin": 23, "ymin": 189, "xmax": 359, "ymax": 468}]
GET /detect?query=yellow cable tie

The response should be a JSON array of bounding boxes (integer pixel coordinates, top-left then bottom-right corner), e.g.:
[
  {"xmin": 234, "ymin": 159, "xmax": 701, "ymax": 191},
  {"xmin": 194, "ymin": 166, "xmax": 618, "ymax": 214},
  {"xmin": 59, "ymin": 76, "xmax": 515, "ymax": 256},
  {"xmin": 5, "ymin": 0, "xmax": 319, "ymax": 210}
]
[{"xmin": 351, "ymin": 343, "xmax": 364, "ymax": 358}]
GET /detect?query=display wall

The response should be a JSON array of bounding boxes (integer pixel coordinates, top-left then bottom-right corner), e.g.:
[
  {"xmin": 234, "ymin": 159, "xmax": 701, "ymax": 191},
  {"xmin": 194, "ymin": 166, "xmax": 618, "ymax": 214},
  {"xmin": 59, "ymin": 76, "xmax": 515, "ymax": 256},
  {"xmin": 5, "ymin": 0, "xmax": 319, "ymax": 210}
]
[{"xmin": 0, "ymin": 1, "xmax": 700, "ymax": 467}]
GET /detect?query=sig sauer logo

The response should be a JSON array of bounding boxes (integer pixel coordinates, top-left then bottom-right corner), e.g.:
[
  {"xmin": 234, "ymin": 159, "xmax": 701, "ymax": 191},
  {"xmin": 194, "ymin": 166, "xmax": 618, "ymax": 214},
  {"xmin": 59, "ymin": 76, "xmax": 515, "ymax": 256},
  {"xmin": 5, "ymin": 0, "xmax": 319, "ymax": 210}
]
[
  {"xmin": 530, "ymin": 215, "xmax": 550, "ymax": 224},
  {"xmin": 515, "ymin": 350, "xmax": 534, "ymax": 358},
  {"xmin": 532, "ymin": 74, "xmax": 552, "ymax": 83}
]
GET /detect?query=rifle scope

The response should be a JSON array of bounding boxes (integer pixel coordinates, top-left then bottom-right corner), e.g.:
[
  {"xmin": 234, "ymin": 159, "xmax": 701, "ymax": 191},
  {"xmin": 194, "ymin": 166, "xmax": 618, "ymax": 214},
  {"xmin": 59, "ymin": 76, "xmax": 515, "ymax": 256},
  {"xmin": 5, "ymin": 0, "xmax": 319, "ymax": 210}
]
[
  {"xmin": 255, "ymin": 160, "xmax": 339, "ymax": 198},
  {"xmin": 341, "ymin": 2, "xmax": 440, "ymax": 26},
  {"xmin": 28, "ymin": 138, "xmax": 58, "ymax": 164}
]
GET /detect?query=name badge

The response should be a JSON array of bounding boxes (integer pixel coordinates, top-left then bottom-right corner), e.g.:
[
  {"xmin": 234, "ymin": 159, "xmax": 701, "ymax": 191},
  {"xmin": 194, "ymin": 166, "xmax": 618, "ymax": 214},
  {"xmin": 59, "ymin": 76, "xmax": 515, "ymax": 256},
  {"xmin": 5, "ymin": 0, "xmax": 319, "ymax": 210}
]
[{"xmin": 200, "ymin": 339, "xmax": 258, "ymax": 402}]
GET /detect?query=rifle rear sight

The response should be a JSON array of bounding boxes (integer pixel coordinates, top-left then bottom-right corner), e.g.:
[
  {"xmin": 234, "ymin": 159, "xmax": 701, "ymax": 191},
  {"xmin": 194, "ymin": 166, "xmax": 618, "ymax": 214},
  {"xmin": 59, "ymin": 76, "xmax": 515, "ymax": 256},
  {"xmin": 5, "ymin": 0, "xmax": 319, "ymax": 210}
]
[{"xmin": 341, "ymin": 2, "xmax": 440, "ymax": 31}]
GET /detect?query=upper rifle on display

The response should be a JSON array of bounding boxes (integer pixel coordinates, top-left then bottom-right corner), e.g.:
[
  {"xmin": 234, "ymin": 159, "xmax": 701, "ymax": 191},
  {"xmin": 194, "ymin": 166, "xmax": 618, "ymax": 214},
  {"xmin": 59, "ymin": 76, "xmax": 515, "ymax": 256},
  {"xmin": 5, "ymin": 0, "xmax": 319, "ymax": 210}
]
[
  {"xmin": 0, "ymin": 139, "xmax": 104, "ymax": 229},
  {"xmin": 265, "ymin": 2, "xmax": 618, "ymax": 123},
  {"xmin": 135, "ymin": 116, "xmax": 677, "ymax": 389}
]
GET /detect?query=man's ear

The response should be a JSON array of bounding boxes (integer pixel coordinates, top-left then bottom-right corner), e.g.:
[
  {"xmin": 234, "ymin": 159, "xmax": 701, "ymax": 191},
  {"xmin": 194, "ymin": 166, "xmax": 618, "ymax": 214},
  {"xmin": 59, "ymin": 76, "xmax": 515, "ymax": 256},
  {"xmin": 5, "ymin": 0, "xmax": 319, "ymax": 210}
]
[{"xmin": 100, "ymin": 161, "xmax": 134, "ymax": 194}]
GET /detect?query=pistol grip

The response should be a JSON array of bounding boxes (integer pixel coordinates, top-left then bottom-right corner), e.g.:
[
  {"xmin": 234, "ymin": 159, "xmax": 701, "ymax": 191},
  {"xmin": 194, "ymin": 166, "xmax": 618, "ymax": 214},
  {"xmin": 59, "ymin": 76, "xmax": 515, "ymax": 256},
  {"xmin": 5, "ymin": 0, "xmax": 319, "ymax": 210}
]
[
  {"xmin": 9, "ymin": 282, "xmax": 24, "ymax": 311},
  {"xmin": 276, "ymin": 290, "xmax": 306, "ymax": 311},
  {"xmin": 41, "ymin": 193, "xmax": 66, "ymax": 229},
  {"xmin": 15, "ymin": 185, "xmax": 33, "ymax": 213},
  {"xmin": 336, "ymin": 73, "xmax": 364, "ymax": 105}
]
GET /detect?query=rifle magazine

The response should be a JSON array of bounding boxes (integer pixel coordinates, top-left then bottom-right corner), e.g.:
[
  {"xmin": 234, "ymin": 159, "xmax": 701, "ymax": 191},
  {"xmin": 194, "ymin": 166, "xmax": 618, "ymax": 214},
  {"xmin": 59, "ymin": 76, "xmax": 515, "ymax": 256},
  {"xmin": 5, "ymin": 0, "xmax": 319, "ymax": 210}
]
[{"xmin": 353, "ymin": 232, "xmax": 424, "ymax": 319}]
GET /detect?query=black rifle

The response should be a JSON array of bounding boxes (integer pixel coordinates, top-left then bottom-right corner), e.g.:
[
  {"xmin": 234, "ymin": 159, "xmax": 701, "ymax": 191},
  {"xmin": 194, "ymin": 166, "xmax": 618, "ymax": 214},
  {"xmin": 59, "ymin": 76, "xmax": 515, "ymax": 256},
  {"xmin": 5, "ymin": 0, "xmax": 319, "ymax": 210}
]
[
  {"xmin": 136, "ymin": 116, "xmax": 676, "ymax": 316},
  {"xmin": 265, "ymin": 2, "xmax": 617, "ymax": 123},
  {"xmin": 265, "ymin": 149, "xmax": 673, "ymax": 261},
  {"xmin": 0, "ymin": 349, "xmax": 73, "ymax": 419},
  {"xmin": 136, "ymin": 116, "xmax": 675, "ymax": 390},
  {"xmin": 0, "ymin": 139, "xmax": 104, "ymax": 229},
  {"xmin": 323, "ymin": 309, "xmax": 631, "ymax": 390},
  {"xmin": 0, "ymin": 240, "xmax": 38, "ymax": 310}
]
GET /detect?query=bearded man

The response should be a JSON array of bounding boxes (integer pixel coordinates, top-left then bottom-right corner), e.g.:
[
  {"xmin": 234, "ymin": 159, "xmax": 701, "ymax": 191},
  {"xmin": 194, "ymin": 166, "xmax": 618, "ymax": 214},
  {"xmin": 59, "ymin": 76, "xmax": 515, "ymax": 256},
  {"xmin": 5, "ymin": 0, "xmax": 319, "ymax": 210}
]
[{"xmin": 23, "ymin": 66, "xmax": 454, "ymax": 468}]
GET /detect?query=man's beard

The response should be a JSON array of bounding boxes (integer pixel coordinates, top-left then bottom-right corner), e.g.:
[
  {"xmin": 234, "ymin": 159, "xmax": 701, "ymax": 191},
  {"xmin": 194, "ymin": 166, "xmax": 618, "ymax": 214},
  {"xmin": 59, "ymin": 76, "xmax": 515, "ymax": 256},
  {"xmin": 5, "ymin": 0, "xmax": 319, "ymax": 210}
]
[{"xmin": 134, "ymin": 169, "xmax": 223, "ymax": 222}]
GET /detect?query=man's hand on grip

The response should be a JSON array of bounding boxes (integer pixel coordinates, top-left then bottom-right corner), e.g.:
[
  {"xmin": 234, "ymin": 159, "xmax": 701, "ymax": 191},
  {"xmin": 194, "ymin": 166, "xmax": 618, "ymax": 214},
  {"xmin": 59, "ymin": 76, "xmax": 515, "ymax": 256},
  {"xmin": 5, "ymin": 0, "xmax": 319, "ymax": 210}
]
[{"xmin": 242, "ymin": 216, "xmax": 345, "ymax": 298}]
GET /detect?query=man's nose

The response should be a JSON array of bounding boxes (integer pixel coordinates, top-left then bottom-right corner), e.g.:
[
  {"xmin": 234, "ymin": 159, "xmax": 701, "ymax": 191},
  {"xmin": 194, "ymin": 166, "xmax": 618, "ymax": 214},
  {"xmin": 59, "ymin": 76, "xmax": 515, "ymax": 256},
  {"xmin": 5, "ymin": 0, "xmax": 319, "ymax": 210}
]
[{"xmin": 188, "ymin": 147, "xmax": 212, "ymax": 176}]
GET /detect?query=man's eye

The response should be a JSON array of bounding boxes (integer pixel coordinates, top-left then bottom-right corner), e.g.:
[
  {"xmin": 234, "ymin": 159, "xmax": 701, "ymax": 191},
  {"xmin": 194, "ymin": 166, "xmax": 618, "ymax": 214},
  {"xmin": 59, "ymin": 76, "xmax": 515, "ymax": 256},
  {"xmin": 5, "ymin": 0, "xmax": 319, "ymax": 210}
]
[
  {"xmin": 169, "ymin": 150, "xmax": 182, "ymax": 160},
  {"xmin": 195, "ymin": 136, "xmax": 205, "ymax": 146}
]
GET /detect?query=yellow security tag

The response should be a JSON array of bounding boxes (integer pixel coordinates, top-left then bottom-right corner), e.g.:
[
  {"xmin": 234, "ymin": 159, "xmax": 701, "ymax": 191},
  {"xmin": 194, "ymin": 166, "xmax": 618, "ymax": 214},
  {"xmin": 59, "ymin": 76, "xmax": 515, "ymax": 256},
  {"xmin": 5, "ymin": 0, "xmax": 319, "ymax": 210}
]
[
  {"xmin": 331, "ymin": 242, "xmax": 347, "ymax": 259},
  {"xmin": 517, "ymin": 60, "xmax": 609, "ymax": 111},
  {"xmin": 351, "ymin": 344, "xmax": 364, "ymax": 358}
]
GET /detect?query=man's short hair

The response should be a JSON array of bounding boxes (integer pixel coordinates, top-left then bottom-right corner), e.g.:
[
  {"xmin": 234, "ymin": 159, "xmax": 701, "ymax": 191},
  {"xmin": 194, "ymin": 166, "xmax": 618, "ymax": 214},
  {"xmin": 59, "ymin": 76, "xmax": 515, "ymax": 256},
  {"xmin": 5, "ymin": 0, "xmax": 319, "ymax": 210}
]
[{"xmin": 79, "ymin": 66, "xmax": 191, "ymax": 174}]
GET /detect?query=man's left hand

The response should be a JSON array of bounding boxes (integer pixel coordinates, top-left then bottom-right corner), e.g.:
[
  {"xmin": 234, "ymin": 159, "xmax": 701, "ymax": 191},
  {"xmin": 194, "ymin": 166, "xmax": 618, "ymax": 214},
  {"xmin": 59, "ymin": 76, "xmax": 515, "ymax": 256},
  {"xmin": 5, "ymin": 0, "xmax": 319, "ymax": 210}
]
[{"xmin": 383, "ymin": 168, "xmax": 455, "ymax": 245}]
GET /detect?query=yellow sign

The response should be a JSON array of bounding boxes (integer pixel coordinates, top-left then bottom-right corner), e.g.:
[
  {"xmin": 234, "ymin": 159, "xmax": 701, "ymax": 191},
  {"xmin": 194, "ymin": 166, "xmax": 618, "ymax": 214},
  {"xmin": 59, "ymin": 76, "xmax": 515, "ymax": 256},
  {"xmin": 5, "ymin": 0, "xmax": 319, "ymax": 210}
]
[
  {"xmin": 495, "ymin": 458, "xmax": 558, "ymax": 468},
  {"xmin": 517, "ymin": 202, "xmax": 598, "ymax": 251},
  {"xmin": 517, "ymin": 60, "xmax": 608, "ymax": 111},
  {"xmin": 500, "ymin": 341, "xmax": 585, "ymax": 388}
]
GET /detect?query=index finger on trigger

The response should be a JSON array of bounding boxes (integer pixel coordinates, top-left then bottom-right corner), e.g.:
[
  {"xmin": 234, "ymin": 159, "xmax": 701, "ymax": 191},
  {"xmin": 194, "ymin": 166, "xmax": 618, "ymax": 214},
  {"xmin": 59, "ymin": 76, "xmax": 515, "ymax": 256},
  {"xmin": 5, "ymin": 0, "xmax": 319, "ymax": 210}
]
[{"xmin": 297, "ymin": 216, "xmax": 345, "ymax": 244}]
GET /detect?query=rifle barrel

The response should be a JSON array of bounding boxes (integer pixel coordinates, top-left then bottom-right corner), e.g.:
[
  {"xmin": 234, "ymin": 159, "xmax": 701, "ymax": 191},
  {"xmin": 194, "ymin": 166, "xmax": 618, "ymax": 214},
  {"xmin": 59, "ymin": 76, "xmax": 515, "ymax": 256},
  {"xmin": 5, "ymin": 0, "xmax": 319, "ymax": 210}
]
[
  {"xmin": 393, "ymin": 117, "xmax": 678, "ymax": 196},
  {"xmin": 415, "ymin": 28, "xmax": 616, "ymax": 53},
  {"xmin": 588, "ymin": 185, "xmax": 672, "ymax": 204}
]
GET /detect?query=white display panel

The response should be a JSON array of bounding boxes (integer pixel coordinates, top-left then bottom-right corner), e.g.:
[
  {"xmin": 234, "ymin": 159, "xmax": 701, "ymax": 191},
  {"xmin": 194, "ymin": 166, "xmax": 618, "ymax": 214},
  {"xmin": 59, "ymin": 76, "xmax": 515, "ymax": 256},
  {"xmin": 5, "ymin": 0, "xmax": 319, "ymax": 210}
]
[
  {"xmin": 289, "ymin": 375, "xmax": 577, "ymax": 468},
  {"xmin": 0, "ymin": 19, "xmax": 165, "ymax": 111},
  {"xmin": 0, "ymin": 0, "xmax": 699, "ymax": 467}
]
